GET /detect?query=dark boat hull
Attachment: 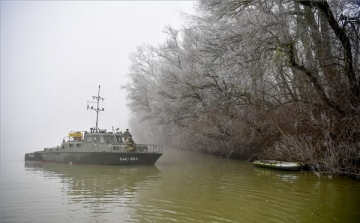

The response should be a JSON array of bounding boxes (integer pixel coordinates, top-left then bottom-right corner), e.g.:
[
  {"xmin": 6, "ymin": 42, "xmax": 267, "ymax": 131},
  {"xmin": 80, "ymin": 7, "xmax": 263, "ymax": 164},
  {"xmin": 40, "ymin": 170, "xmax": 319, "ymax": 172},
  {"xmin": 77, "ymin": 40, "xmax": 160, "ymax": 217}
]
[
  {"xmin": 253, "ymin": 160, "xmax": 302, "ymax": 171},
  {"xmin": 24, "ymin": 152, "xmax": 43, "ymax": 161},
  {"xmin": 25, "ymin": 152, "xmax": 162, "ymax": 165}
]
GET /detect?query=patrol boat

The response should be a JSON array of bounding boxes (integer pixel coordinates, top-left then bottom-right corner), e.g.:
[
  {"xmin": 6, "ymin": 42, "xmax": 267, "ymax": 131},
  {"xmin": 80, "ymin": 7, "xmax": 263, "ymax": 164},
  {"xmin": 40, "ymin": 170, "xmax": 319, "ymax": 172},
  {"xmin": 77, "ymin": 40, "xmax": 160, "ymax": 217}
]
[{"xmin": 25, "ymin": 86, "xmax": 163, "ymax": 165}]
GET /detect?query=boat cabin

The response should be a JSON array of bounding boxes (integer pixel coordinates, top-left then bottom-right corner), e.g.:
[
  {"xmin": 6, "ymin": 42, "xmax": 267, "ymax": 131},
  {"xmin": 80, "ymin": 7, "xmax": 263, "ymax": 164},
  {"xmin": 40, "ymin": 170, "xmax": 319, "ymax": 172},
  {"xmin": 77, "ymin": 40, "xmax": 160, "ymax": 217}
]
[{"xmin": 66, "ymin": 130, "xmax": 123, "ymax": 144}]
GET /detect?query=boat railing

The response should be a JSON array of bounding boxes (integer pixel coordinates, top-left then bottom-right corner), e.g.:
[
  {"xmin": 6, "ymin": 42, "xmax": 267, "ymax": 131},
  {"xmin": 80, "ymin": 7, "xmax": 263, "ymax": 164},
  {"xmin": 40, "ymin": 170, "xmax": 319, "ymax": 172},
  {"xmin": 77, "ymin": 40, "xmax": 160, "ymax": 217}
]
[{"xmin": 145, "ymin": 144, "xmax": 163, "ymax": 153}]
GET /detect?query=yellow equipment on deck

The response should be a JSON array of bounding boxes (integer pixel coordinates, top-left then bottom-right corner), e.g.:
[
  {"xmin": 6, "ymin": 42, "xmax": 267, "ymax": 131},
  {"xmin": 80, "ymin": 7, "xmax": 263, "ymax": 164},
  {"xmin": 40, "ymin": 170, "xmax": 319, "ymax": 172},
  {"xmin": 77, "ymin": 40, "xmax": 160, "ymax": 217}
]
[{"xmin": 69, "ymin": 132, "xmax": 83, "ymax": 141}]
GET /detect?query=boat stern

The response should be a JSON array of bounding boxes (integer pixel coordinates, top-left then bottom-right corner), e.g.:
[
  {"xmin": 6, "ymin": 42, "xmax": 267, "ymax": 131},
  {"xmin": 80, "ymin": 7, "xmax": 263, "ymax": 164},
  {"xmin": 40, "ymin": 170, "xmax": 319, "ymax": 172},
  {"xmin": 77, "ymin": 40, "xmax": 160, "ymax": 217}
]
[{"xmin": 25, "ymin": 152, "xmax": 43, "ymax": 161}]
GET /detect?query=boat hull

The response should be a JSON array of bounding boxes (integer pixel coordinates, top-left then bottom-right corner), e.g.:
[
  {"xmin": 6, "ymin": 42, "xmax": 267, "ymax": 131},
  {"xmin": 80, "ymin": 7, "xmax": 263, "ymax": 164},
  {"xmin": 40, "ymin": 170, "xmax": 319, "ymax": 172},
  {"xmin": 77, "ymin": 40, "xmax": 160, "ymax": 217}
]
[
  {"xmin": 253, "ymin": 160, "xmax": 302, "ymax": 171},
  {"xmin": 24, "ymin": 152, "xmax": 43, "ymax": 161},
  {"xmin": 25, "ymin": 152, "xmax": 162, "ymax": 165}
]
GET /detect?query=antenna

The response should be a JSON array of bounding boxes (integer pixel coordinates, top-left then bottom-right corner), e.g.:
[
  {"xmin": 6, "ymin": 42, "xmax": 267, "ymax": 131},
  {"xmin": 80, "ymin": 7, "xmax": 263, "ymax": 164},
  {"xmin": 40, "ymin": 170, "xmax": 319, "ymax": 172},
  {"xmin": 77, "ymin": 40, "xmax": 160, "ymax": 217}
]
[{"xmin": 87, "ymin": 85, "xmax": 104, "ymax": 132}]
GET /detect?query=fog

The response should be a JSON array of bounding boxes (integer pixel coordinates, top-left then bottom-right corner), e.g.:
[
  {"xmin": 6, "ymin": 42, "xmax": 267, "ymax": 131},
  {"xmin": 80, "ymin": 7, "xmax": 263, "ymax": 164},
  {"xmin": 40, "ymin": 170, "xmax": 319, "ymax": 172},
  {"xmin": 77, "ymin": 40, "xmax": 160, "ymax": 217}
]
[{"xmin": 0, "ymin": 1, "xmax": 195, "ymax": 158}]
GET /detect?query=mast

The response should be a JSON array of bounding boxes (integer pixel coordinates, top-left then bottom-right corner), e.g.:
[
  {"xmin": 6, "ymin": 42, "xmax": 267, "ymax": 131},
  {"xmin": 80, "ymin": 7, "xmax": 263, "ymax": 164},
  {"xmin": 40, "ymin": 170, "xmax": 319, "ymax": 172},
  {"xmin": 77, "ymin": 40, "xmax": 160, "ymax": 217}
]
[{"xmin": 88, "ymin": 85, "xmax": 104, "ymax": 132}]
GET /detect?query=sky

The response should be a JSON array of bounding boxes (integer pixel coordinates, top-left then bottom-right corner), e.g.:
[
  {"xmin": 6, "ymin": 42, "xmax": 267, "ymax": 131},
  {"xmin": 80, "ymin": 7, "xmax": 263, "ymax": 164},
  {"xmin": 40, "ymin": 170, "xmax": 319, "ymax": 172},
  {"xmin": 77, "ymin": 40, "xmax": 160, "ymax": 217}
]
[{"xmin": 0, "ymin": 0, "xmax": 195, "ymax": 158}]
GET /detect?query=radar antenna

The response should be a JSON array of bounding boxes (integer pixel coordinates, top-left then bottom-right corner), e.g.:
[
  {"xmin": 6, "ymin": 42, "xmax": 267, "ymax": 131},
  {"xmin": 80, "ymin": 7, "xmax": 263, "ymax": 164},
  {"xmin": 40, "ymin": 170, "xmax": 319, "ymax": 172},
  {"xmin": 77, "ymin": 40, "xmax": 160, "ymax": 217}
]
[{"xmin": 87, "ymin": 85, "xmax": 104, "ymax": 132}]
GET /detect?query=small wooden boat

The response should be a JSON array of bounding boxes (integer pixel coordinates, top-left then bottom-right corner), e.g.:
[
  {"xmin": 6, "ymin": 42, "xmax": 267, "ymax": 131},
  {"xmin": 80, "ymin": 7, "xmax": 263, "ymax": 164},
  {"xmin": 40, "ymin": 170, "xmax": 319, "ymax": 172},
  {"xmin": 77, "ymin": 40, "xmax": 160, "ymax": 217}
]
[{"xmin": 253, "ymin": 160, "xmax": 303, "ymax": 171}]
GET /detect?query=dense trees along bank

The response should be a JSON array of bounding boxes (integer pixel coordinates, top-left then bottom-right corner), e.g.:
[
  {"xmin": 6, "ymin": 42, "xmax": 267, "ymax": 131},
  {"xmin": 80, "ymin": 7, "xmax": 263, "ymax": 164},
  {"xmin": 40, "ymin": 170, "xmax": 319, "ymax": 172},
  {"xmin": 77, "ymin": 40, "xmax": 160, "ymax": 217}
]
[{"xmin": 123, "ymin": 0, "xmax": 360, "ymax": 177}]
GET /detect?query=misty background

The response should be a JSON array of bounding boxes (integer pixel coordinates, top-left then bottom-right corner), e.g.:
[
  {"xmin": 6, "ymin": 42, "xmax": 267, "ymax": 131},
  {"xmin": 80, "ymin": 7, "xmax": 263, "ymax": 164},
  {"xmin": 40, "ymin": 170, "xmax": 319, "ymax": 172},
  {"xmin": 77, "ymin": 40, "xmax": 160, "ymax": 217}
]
[{"xmin": 1, "ymin": 1, "xmax": 195, "ymax": 159}]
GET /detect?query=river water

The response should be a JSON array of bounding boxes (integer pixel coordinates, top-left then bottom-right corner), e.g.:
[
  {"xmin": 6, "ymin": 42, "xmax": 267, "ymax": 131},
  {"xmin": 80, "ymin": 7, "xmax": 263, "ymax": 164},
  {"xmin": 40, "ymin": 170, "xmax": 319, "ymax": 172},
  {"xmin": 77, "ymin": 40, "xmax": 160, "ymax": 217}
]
[{"xmin": 1, "ymin": 147, "xmax": 359, "ymax": 223}]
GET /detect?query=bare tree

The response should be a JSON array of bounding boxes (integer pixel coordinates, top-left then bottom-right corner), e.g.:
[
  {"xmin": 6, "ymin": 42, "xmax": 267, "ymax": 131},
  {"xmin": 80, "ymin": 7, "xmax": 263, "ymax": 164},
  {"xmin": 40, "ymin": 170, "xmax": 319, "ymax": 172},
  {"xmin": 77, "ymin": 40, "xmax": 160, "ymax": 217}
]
[{"xmin": 125, "ymin": 0, "xmax": 360, "ymax": 176}]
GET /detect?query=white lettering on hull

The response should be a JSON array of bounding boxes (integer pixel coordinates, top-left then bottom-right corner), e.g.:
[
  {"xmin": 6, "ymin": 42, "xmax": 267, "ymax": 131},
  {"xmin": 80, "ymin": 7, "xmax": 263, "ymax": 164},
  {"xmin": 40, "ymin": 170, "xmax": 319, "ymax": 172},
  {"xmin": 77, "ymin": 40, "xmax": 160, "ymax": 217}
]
[{"xmin": 120, "ymin": 157, "xmax": 138, "ymax": 161}]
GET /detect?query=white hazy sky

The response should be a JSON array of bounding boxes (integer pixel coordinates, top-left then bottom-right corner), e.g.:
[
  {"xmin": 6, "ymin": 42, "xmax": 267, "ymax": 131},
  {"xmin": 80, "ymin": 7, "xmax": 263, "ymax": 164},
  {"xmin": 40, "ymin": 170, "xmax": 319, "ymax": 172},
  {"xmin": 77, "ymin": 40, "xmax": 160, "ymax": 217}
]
[{"xmin": 1, "ymin": 0, "xmax": 195, "ymax": 158}]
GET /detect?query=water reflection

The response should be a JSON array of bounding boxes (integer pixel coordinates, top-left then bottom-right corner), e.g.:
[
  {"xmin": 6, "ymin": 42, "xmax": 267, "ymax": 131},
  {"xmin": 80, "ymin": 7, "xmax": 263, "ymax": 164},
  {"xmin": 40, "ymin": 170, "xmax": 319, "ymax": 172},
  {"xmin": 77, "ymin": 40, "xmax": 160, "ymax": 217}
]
[
  {"xmin": 253, "ymin": 168, "xmax": 300, "ymax": 182},
  {"xmin": 24, "ymin": 161, "xmax": 159, "ymax": 217}
]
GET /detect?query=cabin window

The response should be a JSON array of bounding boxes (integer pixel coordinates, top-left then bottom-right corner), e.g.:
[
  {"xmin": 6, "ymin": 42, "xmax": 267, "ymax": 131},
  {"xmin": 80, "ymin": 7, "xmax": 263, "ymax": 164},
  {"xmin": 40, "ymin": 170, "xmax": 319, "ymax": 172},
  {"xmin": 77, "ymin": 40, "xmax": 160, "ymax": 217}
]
[
  {"xmin": 76, "ymin": 143, "xmax": 81, "ymax": 147},
  {"xmin": 93, "ymin": 136, "xmax": 99, "ymax": 143},
  {"xmin": 69, "ymin": 144, "xmax": 74, "ymax": 147},
  {"xmin": 86, "ymin": 136, "xmax": 92, "ymax": 143},
  {"xmin": 105, "ymin": 135, "xmax": 116, "ymax": 144},
  {"xmin": 115, "ymin": 135, "xmax": 123, "ymax": 143},
  {"xmin": 100, "ymin": 136, "xmax": 105, "ymax": 144}
]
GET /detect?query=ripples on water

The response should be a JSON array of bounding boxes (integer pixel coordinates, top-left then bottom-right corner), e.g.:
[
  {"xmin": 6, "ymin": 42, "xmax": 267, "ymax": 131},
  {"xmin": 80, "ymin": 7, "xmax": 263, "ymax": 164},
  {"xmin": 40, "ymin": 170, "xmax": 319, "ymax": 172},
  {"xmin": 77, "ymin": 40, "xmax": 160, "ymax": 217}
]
[{"xmin": 1, "ymin": 148, "xmax": 360, "ymax": 223}]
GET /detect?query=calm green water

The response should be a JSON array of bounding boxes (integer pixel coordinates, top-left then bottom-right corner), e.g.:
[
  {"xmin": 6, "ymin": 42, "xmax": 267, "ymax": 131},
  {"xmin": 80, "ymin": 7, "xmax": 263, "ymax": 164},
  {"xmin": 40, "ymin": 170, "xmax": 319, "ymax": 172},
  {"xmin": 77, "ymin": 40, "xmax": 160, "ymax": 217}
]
[{"xmin": 1, "ymin": 147, "xmax": 360, "ymax": 223}]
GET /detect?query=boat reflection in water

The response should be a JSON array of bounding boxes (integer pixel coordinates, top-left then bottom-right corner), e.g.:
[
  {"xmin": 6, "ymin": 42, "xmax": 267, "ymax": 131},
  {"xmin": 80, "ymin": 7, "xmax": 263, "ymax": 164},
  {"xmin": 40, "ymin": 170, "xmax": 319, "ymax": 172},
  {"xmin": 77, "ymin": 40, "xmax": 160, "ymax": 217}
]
[
  {"xmin": 24, "ymin": 161, "xmax": 160, "ymax": 216},
  {"xmin": 254, "ymin": 168, "xmax": 300, "ymax": 183}
]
